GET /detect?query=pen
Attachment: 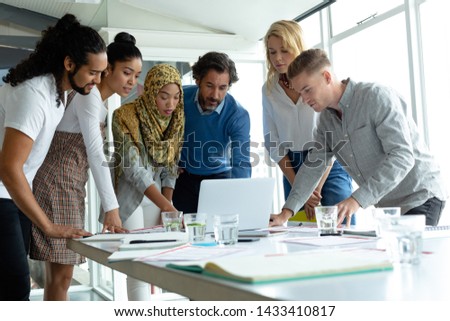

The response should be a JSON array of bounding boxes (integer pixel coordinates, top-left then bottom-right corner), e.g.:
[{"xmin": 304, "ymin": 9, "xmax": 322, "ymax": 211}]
[
  {"xmin": 238, "ymin": 238, "xmax": 260, "ymax": 242},
  {"xmin": 129, "ymin": 239, "xmax": 178, "ymax": 244},
  {"xmin": 319, "ymin": 233, "xmax": 342, "ymax": 237},
  {"xmin": 82, "ymin": 232, "xmax": 127, "ymax": 238}
]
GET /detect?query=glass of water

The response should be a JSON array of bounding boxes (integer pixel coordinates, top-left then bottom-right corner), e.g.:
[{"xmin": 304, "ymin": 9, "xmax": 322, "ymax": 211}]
[
  {"xmin": 161, "ymin": 211, "xmax": 183, "ymax": 232},
  {"xmin": 372, "ymin": 207, "xmax": 401, "ymax": 236},
  {"xmin": 184, "ymin": 213, "xmax": 207, "ymax": 243},
  {"xmin": 315, "ymin": 206, "xmax": 338, "ymax": 235},
  {"xmin": 213, "ymin": 214, "xmax": 239, "ymax": 246},
  {"xmin": 378, "ymin": 215, "xmax": 425, "ymax": 265}
]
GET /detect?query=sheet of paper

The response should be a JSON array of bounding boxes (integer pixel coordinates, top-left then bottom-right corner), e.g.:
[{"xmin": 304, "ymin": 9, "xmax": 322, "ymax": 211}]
[
  {"xmin": 266, "ymin": 225, "xmax": 320, "ymax": 235},
  {"xmin": 77, "ymin": 234, "xmax": 126, "ymax": 242},
  {"xmin": 128, "ymin": 225, "xmax": 166, "ymax": 234},
  {"xmin": 75, "ymin": 226, "xmax": 169, "ymax": 242},
  {"xmin": 282, "ymin": 235, "xmax": 376, "ymax": 247},
  {"xmin": 119, "ymin": 240, "xmax": 187, "ymax": 251},
  {"xmin": 108, "ymin": 249, "xmax": 164, "ymax": 262},
  {"xmin": 287, "ymin": 226, "xmax": 320, "ymax": 234},
  {"xmin": 121, "ymin": 231, "xmax": 188, "ymax": 244},
  {"xmin": 136, "ymin": 244, "xmax": 246, "ymax": 262}
]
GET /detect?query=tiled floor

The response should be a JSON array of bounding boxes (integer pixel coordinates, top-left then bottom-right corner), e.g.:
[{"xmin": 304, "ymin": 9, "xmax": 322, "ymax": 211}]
[
  {"xmin": 30, "ymin": 287, "xmax": 188, "ymax": 301},
  {"xmin": 29, "ymin": 262, "xmax": 188, "ymax": 301},
  {"xmin": 30, "ymin": 288, "xmax": 107, "ymax": 301}
]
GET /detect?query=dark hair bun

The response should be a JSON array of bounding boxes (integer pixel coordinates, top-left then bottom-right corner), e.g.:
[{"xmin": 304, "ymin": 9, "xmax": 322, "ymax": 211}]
[
  {"xmin": 114, "ymin": 32, "xmax": 136, "ymax": 45},
  {"xmin": 54, "ymin": 13, "xmax": 80, "ymax": 32}
]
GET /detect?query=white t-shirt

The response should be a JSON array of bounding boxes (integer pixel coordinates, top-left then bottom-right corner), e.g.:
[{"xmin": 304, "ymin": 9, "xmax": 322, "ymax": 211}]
[
  {"xmin": 0, "ymin": 74, "xmax": 64, "ymax": 198},
  {"xmin": 58, "ymin": 86, "xmax": 119, "ymax": 212},
  {"xmin": 262, "ymin": 79, "xmax": 319, "ymax": 164}
]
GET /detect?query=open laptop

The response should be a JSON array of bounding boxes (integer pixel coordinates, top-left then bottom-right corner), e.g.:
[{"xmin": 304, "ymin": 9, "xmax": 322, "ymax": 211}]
[{"xmin": 197, "ymin": 177, "xmax": 275, "ymax": 233}]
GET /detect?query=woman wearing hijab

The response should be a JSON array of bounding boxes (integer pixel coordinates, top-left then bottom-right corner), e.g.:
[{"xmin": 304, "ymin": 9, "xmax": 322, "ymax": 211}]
[{"xmin": 109, "ymin": 63, "xmax": 184, "ymax": 300}]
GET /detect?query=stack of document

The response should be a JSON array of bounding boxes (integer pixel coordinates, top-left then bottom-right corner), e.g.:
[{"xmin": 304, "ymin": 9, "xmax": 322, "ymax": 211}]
[
  {"xmin": 282, "ymin": 235, "xmax": 376, "ymax": 247},
  {"xmin": 106, "ymin": 232, "xmax": 188, "ymax": 262}
]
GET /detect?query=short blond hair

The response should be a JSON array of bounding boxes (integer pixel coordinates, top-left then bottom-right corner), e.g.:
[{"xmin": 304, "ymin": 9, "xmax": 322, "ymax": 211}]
[{"xmin": 287, "ymin": 48, "xmax": 331, "ymax": 79}]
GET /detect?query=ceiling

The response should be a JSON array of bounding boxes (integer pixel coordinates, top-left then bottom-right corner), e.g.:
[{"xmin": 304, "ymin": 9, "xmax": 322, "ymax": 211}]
[{"xmin": 0, "ymin": 0, "xmax": 334, "ymax": 69}]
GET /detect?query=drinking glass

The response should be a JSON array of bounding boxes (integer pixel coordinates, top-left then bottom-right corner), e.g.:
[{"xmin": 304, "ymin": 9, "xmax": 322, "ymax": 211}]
[{"xmin": 213, "ymin": 214, "xmax": 239, "ymax": 245}]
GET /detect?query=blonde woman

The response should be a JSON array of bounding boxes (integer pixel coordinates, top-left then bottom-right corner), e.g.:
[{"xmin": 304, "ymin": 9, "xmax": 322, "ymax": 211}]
[{"xmin": 262, "ymin": 20, "xmax": 353, "ymax": 223}]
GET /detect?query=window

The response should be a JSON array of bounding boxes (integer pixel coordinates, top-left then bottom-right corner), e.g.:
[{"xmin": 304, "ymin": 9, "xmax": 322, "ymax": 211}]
[
  {"xmin": 420, "ymin": 0, "xmax": 450, "ymax": 224},
  {"xmin": 332, "ymin": 13, "xmax": 411, "ymax": 108},
  {"xmin": 75, "ymin": 0, "xmax": 450, "ymax": 300},
  {"xmin": 299, "ymin": 13, "xmax": 322, "ymax": 48},
  {"xmin": 229, "ymin": 62, "xmax": 266, "ymax": 174},
  {"xmin": 330, "ymin": 0, "xmax": 404, "ymax": 35}
]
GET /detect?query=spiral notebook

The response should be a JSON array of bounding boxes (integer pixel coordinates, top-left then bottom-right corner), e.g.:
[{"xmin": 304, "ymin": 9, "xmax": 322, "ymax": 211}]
[{"xmin": 423, "ymin": 225, "xmax": 450, "ymax": 238}]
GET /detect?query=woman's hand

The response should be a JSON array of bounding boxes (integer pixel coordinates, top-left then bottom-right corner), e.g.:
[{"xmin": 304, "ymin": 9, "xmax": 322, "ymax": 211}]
[{"xmin": 102, "ymin": 208, "xmax": 128, "ymax": 233}]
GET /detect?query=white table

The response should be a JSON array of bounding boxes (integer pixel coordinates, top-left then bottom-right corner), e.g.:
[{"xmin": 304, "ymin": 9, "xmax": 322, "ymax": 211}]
[{"xmin": 67, "ymin": 231, "xmax": 450, "ymax": 301}]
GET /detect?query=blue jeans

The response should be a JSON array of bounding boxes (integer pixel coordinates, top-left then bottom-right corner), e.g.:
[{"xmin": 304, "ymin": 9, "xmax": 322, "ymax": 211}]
[
  {"xmin": 0, "ymin": 199, "xmax": 31, "ymax": 300},
  {"xmin": 283, "ymin": 150, "xmax": 355, "ymax": 225}
]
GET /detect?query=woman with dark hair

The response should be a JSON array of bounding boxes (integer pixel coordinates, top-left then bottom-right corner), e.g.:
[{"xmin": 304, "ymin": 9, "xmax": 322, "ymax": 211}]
[
  {"xmin": 29, "ymin": 32, "xmax": 143, "ymax": 300},
  {"xmin": 0, "ymin": 14, "xmax": 106, "ymax": 301}
]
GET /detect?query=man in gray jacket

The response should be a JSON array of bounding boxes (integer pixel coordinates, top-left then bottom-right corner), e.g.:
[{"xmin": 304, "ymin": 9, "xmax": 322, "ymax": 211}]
[{"xmin": 270, "ymin": 48, "xmax": 447, "ymax": 227}]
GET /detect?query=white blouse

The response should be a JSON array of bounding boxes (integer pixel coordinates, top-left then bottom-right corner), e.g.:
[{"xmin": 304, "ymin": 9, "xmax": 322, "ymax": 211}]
[
  {"xmin": 262, "ymin": 79, "xmax": 319, "ymax": 164},
  {"xmin": 57, "ymin": 86, "xmax": 119, "ymax": 212}
]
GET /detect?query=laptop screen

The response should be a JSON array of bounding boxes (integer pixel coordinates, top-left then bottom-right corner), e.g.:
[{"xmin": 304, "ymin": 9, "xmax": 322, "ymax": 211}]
[{"xmin": 197, "ymin": 177, "xmax": 275, "ymax": 233}]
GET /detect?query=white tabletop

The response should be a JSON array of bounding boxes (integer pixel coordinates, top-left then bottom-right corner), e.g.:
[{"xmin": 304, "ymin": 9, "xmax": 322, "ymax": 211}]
[{"xmin": 68, "ymin": 229, "xmax": 450, "ymax": 301}]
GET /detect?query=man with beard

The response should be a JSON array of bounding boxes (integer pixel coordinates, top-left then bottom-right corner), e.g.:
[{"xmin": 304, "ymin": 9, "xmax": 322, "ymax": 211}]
[
  {"xmin": 0, "ymin": 13, "xmax": 106, "ymax": 300},
  {"xmin": 173, "ymin": 52, "xmax": 251, "ymax": 213}
]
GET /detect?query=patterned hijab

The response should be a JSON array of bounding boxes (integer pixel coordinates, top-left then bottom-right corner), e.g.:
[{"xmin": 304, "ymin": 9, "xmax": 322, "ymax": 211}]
[{"xmin": 113, "ymin": 64, "xmax": 184, "ymax": 186}]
